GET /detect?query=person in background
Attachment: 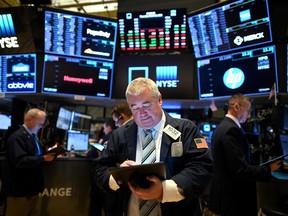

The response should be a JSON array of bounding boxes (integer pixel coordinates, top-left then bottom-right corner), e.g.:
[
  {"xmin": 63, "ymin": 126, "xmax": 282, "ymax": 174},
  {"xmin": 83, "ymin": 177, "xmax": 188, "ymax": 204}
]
[
  {"xmin": 98, "ymin": 118, "xmax": 117, "ymax": 146},
  {"xmin": 111, "ymin": 101, "xmax": 133, "ymax": 127},
  {"xmin": 208, "ymin": 93, "xmax": 282, "ymax": 216},
  {"xmin": 4, "ymin": 108, "xmax": 56, "ymax": 216},
  {"xmin": 87, "ymin": 118, "xmax": 116, "ymax": 216},
  {"xmin": 93, "ymin": 77, "xmax": 213, "ymax": 216},
  {"xmin": 88, "ymin": 118, "xmax": 116, "ymax": 158}
]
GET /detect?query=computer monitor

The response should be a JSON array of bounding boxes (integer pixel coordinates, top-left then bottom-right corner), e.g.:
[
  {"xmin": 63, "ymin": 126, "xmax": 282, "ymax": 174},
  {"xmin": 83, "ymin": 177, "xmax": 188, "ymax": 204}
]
[
  {"xmin": 279, "ymin": 134, "xmax": 288, "ymax": 162},
  {"xmin": 67, "ymin": 131, "xmax": 89, "ymax": 151},
  {"xmin": 70, "ymin": 111, "xmax": 92, "ymax": 132},
  {"xmin": 187, "ymin": 0, "xmax": 273, "ymax": 59},
  {"xmin": 196, "ymin": 45, "xmax": 278, "ymax": 100},
  {"xmin": 0, "ymin": 53, "xmax": 37, "ymax": 93},
  {"xmin": 117, "ymin": 8, "xmax": 187, "ymax": 53},
  {"xmin": 44, "ymin": 7, "xmax": 118, "ymax": 62},
  {"xmin": 56, "ymin": 107, "xmax": 72, "ymax": 130},
  {"xmin": 41, "ymin": 54, "xmax": 114, "ymax": 99},
  {"xmin": 0, "ymin": 113, "xmax": 11, "ymax": 130}
]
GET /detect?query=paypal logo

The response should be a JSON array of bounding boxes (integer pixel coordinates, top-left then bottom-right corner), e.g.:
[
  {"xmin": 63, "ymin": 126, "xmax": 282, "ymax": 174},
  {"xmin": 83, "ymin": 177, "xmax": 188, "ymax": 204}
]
[{"xmin": 223, "ymin": 68, "xmax": 245, "ymax": 89}]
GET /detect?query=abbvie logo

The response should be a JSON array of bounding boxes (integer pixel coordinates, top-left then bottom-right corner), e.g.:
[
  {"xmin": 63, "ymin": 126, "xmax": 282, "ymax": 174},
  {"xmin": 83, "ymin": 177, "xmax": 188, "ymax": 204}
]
[{"xmin": 7, "ymin": 81, "xmax": 34, "ymax": 90}]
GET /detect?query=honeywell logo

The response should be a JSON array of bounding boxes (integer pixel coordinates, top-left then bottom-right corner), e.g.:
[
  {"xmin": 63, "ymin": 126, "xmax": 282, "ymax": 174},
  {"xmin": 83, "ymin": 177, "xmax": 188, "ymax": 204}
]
[
  {"xmin": 63, "ymin": 75, "xmax": 93, "ymax": 84},
  {"xmin": 0, "ymin": 14, "xmax": 19, "ymax": 49}
]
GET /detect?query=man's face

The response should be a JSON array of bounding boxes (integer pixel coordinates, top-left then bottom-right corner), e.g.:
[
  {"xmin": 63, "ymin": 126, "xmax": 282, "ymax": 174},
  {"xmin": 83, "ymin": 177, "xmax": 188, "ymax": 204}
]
[
  {"xmin": 112, "ymin": 113, "xmax": 122, "ymax": 127},
  {"xmin": 127, "ymin": 89, "xmax": 163, "ymax": 129},
  {"xmin": 237, "ymin": 101, "xmax": 251, "ymax": 123},
  {"xmin": 28, "ymin": 115, "xmax": 46, "ymax": 134}
]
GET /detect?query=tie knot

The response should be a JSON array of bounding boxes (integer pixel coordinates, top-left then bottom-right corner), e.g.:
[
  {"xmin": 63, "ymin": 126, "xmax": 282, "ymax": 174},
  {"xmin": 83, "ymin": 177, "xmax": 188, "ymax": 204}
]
[{"xmin": 145, "ymin": 128, "xmax": 154, "ymax": 134}]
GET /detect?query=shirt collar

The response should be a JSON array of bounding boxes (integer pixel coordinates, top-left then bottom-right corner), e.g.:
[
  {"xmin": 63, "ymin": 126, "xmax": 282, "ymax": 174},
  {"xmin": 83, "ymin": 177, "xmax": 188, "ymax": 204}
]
[
  {"xmin": 23, "ymin": 124, "xmax": 33, "ymax": 135},
  {"xmin": 225, "ymin": 114, "xmax": 241, "ymax": 128}
]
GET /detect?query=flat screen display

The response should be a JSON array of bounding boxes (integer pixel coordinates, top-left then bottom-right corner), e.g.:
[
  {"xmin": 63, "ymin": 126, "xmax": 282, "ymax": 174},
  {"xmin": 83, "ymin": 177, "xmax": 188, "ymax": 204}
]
[
  {"xmin": 0, "ymin": 53, "xmax": 36, "ymax": 93},
  {"xmin": 187, "ymin": 0, "xmax": 272, "ymax": 59},
  {"xmin": 44, "ymin": 7, "xmax": 118, "ymax": 61},
  {"xmin": 197, "ymin": 45, "xmax": 278, "ymax": 100},
  {"xmin": 0, "ymin": 113, "xmax": 11, "ymax": 130},
  {"xmin": 67, "ymin": 131, "xmax": 89, "ymax": 151},
  {"xmin": 56, "ymin": 107, "xmax": 72, "ymax": 130},
  {"xmin": 70, "ymin": 111, "xmax": 92, "ymax": 132},
  {"xmin": 279, "ymin": 134, "xmax": 288, "ymax": 161},
  {"xmin": 118, "ymin": 8, "xmax": 187, "ymax": 53},
  {"xmin": 113, "ymin": 53, "xmax": 196, "ymax": 99},
  {"xmin": 41, "ymin": 54, "xmax": 114, "ymax": 99}
]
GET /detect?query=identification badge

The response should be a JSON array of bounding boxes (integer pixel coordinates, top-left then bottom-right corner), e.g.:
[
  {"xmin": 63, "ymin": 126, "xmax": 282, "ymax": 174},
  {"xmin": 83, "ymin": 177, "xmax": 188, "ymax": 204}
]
[
  {"xmin": 171, "ymin": 141, "xmax": 183, "ymax": 157},
  {"xmin": 163, "ymin": 124, "xmax": 181, "ymax": 140}
]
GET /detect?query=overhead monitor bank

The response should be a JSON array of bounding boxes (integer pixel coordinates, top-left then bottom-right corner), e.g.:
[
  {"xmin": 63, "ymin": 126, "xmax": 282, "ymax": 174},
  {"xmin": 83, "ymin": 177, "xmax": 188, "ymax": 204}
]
[{"xmin": 1, "ymin": 3, "xmax": 287, "ymax": 101}]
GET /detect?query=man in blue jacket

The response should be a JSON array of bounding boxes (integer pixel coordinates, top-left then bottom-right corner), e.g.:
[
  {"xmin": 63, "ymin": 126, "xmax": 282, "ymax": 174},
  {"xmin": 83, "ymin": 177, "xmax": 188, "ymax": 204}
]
[{"xmin": 93, "ymin": 77, "xmax": 213, "ymax": 216}]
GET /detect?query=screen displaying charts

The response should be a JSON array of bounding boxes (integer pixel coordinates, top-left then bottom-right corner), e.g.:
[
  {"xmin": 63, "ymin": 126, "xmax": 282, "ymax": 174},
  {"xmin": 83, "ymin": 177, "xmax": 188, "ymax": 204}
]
[
  {"xmin": 118, "ymin": 8, "xmax": 187, "ymax": 53},
  {"xmin": 44, "ymin": 7, "xmax": 118, "ymax": 61},
  {"xmin": 187, "ymin": 0, "xmax": 272, "ymax": 58}
]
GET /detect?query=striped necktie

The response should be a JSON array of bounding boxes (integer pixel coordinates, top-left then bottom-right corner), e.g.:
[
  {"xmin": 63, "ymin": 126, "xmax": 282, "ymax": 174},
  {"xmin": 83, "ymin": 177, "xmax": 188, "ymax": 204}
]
[
  {"xmin": 139, "ymin": 129, "xmax": 159, "ymax": 216},
  {"xmin": 142, "ymin": 129, "xmax": 156, "ymax": 164}
]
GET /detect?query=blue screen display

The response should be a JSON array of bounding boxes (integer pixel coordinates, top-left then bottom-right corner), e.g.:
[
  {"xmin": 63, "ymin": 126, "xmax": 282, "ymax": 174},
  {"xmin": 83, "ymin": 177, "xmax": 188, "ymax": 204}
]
[
  {"xmin": 188, "ymin": 0, "xmax": 272, "ymax": 58},
  {"xmin": 197, "ymin": 45, "xmax": 278, "ymax": 100}
]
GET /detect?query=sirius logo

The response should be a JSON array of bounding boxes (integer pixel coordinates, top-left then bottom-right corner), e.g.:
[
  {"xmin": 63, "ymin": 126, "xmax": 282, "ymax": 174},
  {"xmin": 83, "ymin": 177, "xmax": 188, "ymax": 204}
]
[
  {"xmin": 0, "ymin": 14, "xmax": 19, "ymax": 49},
  {"xmin": 223, "ymin": 68, "xmax": 245, "ymax": 89}
]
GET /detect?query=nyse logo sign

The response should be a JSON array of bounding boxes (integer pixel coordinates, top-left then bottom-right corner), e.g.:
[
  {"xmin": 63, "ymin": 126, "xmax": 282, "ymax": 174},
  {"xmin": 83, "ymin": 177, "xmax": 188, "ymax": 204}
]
[
  {"xmin": 0, "ymin": 14, "xmax": 19, "ymax": 49},
  {"xmin": 223, "ymin": 68, "xmax": 245, "ymax": 89},
  {"xmin": 156, "ymin": 66, "xmax": 179, "ymax": 88}
]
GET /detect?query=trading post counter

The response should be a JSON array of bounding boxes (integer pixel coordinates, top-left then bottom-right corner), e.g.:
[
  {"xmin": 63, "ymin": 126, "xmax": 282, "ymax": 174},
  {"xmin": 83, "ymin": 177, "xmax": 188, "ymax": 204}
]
[
  {"xmin": 257, "ymin": 171, "xmax": 288, "ymax": 215},
  {"xmin": 37, "ymin": 158, "xmax": 94, "ymax": 216},
  {"xmin": 0, "ymin": 157, "xmax": 96, "ymax": 216}
]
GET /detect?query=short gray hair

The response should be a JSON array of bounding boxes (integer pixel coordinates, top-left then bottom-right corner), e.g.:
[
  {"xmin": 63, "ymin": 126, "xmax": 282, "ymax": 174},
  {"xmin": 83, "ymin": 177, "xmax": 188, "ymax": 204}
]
[
  {"xmin": 25, "ymin": 108, "xmax": 46, "ymax": 120},
  {"xmin": 125, "ymin": 77, "xmax": 161, "ymax": 99}
]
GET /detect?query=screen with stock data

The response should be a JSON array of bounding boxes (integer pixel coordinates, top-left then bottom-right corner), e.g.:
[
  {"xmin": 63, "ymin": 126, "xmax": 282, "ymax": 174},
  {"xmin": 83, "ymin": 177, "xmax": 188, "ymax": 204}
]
[
  {"xmin": 42, "ymin": 54, "xmax": 114, "ymax": 98},
  {"xmin": 44, "ymin": 7, "xmax": 118, "ymax": 61},
  {"xmin": 0, "ymin": 53, "xmax": 36, "ymax": 93},
  {"xmin": 118, "ymin": 8, "xmax": 187, "ymax": 53},
  {"xmin": 197, "ymin": 45, "xmax": 278, "ymax": 100},
  {"xmin": 188, "ymin": 0, "xmax": 272, "ymax": 59}
]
